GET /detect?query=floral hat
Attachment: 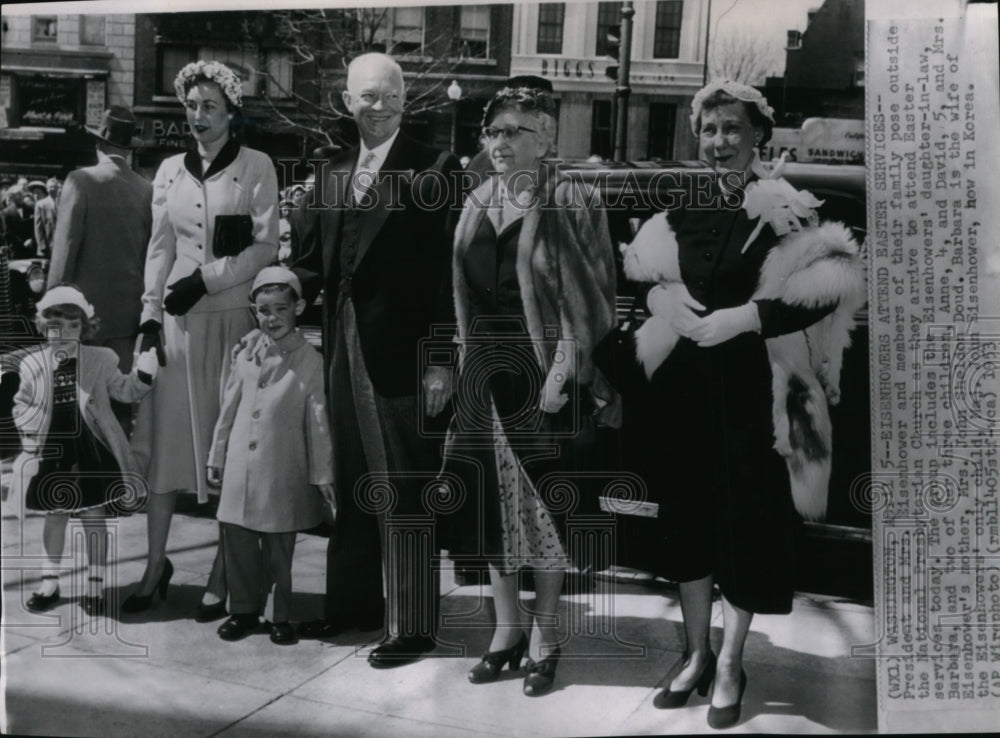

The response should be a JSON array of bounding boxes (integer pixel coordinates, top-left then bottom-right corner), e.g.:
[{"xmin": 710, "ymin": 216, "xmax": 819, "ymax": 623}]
[
  {"xmin": 689, "ymin": 78, "xmax": 775, "ymax": 135},
  {"xmin": 174, "ymin": 60, "xmax": 244, "ymax": 108}
]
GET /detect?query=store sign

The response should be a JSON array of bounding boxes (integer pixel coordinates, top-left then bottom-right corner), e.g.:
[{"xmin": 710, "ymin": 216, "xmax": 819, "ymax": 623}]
[
  {"xmin": 539, "ymin": 58, "xmax": 597, "ymax": 79},
  {"xmin": 19, "ymin": 75, "xmax": 80, "ymax": 128},
  {"xmin": 85, "ymin": 80, "xmax": 106, "ymax": 128},
  {"xmin": 139, "ymin": 117, "xmax": 193, "ymax": 149},
  {"xmin": 761, "ymin": 118, "xmax": 865, "ymax": 164}
]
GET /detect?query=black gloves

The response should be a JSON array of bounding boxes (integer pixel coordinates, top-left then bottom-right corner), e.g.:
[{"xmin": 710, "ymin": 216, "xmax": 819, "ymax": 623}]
[
  {"xmin": 164, "ymin": 269, "xmax": 207, "ymax": 316},
  {"xmin": 139, "ymin": 319, "xmax": 166, "ymax": 366}
]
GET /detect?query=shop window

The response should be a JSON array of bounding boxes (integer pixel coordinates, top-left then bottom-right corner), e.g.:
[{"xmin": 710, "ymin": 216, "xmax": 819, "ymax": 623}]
[
  {"xmin": 647, "ymin": 102, "xmax": 677, "ymax": 159},
  {"xmin": 459, "ymin": 5, "xmax": 491, "ymax": 59},
  {"xmin": 536, "ymin": 3, "xmax": 565, "ymax": 54},
  {"xmin": 374, "ymin": 7, "xmax": 425, "ymax": 56},
  {"xmin": 591, "ymin": 99, "xmax": 613, "ymax": 160},
  {"xmin": 595, "ymin": 2, "xmax": 620, "ymax": 57},
  {"xmin": 80, "ymin": 15, "xmax": 106, "ymax": 46},
  {"xmin": 156, "ymin": 46, "xmax": 293, "ymax": 101},
  {"xmin": 32, "ymin": 16, "xmax": 58, "ymax": 43},
  {"xmin": 653, "ymin": 0, "xmax": 683, "ymax": 59}
]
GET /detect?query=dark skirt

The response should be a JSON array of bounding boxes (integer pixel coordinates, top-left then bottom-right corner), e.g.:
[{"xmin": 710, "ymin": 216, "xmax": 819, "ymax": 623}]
[
  {"xmin": 647, "ymin": 332, "xmax": 798, "ymax": 615},
  {"xmin": 25, "ymin": 398, "xmax": 123, "ymax": 514},
  {"xmin": 445, "ymin": 330, "xmax": 607, "ymax": 574}
]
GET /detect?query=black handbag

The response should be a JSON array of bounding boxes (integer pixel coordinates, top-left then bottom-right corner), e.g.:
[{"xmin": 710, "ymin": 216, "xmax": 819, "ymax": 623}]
[
  {"xmin": 212, "ymin": 214, "xmax": 254, "ymax": 258},
  {"xmin": 591, "ymin": 295, "xmax": 649, "ymax": 394}
]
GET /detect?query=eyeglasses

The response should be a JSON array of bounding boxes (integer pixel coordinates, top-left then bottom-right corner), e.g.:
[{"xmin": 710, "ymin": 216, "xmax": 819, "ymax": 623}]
[{"xmin": 480, "ymin": 125, "xmax": 537, "ymax": 142}]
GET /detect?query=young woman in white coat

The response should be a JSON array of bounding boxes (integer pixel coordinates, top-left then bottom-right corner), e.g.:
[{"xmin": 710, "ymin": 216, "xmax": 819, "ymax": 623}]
[{"xmin": 125, "ymin": 61, "xmax": 279, "ymax": 617}]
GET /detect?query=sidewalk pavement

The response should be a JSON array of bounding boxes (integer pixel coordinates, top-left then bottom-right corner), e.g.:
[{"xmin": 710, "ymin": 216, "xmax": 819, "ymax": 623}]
[{"xmin": 1, "ymin": 492, "xmax": 877, "ymax": 737}]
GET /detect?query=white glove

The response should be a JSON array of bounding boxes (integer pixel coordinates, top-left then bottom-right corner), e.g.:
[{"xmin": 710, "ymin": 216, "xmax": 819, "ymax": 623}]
[
  {"xmin": 136, "ymin": 348, "xmax": 160, "ymax": 381},
  {"xmin": 539, "ymin": 368, "xmax": 569, "ymax": 414},
  {"xmin": 647, "ymin": 283, "xmax": 706, "ymax": 338},
  {"xmin": 690, "ymin": 303, "xmax": 761, "ymax": 347}
]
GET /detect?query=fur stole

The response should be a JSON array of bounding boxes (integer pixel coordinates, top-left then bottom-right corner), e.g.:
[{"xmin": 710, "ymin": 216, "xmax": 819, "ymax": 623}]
[{"xmin": 621, "ymin": 214, "xmax": 866, "ymax": 521}]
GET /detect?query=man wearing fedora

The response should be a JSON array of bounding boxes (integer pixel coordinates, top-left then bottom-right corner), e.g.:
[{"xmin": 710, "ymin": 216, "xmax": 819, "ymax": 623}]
[{"xmin": 47, "ymin": 105, "xmax": 153, "ymax": 431}]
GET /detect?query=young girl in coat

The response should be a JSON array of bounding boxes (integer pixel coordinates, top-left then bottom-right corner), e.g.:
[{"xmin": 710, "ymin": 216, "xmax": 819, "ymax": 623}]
[
  {"xmin": 207, "ymin": 267, "xmax": 335, "ymax": 645},
  {"xmin": 13, "ymin": 285, "xmax": 159, "ymax": 615}
]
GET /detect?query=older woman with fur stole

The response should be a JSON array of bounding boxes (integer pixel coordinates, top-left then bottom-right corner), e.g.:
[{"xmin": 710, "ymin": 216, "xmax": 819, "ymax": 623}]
[
  {"xmin": 619, "ymin": 80, "xmax": 865, "ymax": 728},
  {"xmin": 447, "ymin": 86, "xmax": 617, "ymax": 697}
]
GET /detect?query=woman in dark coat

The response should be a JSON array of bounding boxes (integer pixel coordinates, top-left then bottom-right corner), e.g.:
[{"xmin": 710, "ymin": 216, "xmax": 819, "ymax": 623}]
[
  {"xmin": 447, "ymin": 86, "xmax": 618, "ymax": 696},
  {"xmin": 623, "ymin": 80, "xmax": 864, "ymax": 728}
]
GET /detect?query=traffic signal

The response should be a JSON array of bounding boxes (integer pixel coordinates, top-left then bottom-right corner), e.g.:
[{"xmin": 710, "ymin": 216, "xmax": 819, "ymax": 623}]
[{"xmin": 605, "ymin": 26, "xmax": 621, "ymax": 81}]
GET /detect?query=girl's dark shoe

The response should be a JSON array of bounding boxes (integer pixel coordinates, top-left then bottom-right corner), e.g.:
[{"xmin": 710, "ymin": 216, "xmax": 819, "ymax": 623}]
[
  {"xmin": 25, "ymin": 576, "xmax": 61, "ymax": 613},
  {"xmin": 522, "ymin": 644, "xmax": 561, "ymax": 696},
  {"xmin": 468, "ymin": 632, "xmax": 528, "ymax": 684},
  {"xmin": 121, "ymin": 558, "xmax": 173, "ymax": 613},
  {"xmin": 195, "ymin": 600, "xmax": 228, "ymax": 623},
  {"xmin": 654, "ymin": 651, "xmax": 717, "ymax": 709},
  {"xmin": 217, "ymin": 613, "xmax": 261, "ymax": 641},
  {"xmin": 707, "ymin": 669, "xmax": 748, "ymax": 729}
]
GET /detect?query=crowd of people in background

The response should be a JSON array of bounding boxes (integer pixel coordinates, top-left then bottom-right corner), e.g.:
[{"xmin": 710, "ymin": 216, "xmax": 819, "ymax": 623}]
[{"xmin": 1, "ymin": 51, "xmax": 866, "ymax": 730}]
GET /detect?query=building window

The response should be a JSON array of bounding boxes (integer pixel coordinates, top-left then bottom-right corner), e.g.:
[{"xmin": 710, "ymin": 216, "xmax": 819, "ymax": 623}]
[
  {"xmin": 647, "ymin": 102, "xmax": 677, "ymax": 159},
  {"xmin": 459, "ymin": 5, "xmax": 491, "ymax": 59},
  {"xmin": 591, "ymin": 99, "xmax": 613, "ymax": 159},
  {"xmin": 32, "ymin": 16, "xmax": 58, "ymax": 43},
  {"xmin": 379, "ymin": 7, "xmax": 424, "ymax": 56},
  {"xmin": 80, "ymin": 15, "xmax": 106, "ymax": 46},
  {"xmin": 595, "ymin": 2, "xmax": 621, "ymax": 57},
  {"xmin": 157, "ymin": 46, "xmax": 293, "ymax": 101},
  {"xmin": 653, "ymin": 0, "xmax": 683, "ymax": 59},
  {"xmin": 536, "ymin": 3, "xmax": 565, "ymax": 54}
]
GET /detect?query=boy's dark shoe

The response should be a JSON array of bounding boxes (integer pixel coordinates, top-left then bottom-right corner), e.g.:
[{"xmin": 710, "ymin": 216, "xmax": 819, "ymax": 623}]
[{"xmin": 268, "ymin": 621, "xmax": 298, "ymax": 645}]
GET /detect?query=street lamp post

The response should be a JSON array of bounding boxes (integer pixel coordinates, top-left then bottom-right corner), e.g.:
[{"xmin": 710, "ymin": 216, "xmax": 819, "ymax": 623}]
[
  {"xmin": 447, "ymin": 80, "xmax": 463, "ymax": 154},
  {"xmin": 612, "ymin": 1, "xmax": 634, "ymax": 162}
]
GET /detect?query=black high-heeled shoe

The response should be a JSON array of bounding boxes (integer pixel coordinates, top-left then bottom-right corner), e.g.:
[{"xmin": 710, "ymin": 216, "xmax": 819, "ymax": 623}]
[
  {"xmin": 26, "ymin": 575, "xmax": 61, "ymax": 613},
  {"xmin": 522, "ymin": 644, "xmax": 561, "ymax": 697},
  {"xmin": 468, "ymin": 632, "xmax": 528, "ymax": 684},
  {"xmin": 653, "ymin": 651, "xmax": 717, "ymax": 709},
  {"xmin": 707, "ymin": 669, "xmax": 747, "ymax": 729},
  {"xmin": 121, "ymin": 558, "xmax": 173, "ymax": 613}
]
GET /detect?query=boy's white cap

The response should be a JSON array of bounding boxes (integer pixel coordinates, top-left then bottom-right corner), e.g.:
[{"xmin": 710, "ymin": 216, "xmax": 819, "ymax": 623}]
[
  {"xmin": 36, "ymin": 285, "xmax": 95, "ymax": 318},
  {"xmin": 250, "ymin": 266, "xmax": 302, "ymax": 300}
]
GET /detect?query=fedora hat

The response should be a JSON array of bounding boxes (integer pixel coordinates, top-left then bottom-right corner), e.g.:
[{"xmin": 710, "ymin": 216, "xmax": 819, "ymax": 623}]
[{"xmin": 86, "ymin": 105, "xmax": 141, "ymax": 149}]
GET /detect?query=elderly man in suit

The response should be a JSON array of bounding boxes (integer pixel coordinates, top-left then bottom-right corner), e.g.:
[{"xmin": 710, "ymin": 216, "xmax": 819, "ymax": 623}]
[
  {"xmin": 47, "ymin": 106, "xmax": 153, "ymax": 431},
  {"xmin": 292, "ymin": 52, "xmax": 462, "ymax": 667}
]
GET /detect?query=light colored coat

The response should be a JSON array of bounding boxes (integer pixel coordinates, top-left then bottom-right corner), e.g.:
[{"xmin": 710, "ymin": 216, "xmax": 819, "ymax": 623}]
[
  {"xmin": 140, "ymin": 146, "xmax": 279, "ymax": 324},
  {"xmin": 11, "ymin": 345, "xmax": 153, "ymax": 503},
  {"xmin": 207, "ymin": 331, "xmax": 333, "ymax": 533},
  {"xmin": 47, "ymin": 152, "xmax": 153, "ymax": 340}
]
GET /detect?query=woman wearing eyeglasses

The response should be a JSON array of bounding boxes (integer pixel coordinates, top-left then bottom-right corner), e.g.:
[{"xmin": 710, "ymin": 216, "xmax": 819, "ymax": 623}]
[{"xmin": 446, "ymin": 86, "xmax": 618, "ymax": 696}]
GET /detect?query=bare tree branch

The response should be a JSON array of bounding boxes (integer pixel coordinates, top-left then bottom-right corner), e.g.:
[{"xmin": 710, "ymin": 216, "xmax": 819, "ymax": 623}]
[{"xmin": 709, "ymin": 29, "xmax": 783, "ymax": 85}]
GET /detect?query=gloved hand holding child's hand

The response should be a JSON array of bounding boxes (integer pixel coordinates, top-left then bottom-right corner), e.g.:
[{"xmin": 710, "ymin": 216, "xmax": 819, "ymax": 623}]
[{"xmin": 136, "ymin": 348, "xmax": 160, "ymax": 382}]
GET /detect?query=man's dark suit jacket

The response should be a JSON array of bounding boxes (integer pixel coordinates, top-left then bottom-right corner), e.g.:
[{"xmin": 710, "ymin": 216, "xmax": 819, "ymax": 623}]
[{"xmin": 294, "ymin": 133, "xmax": 463, "ymax": 398}]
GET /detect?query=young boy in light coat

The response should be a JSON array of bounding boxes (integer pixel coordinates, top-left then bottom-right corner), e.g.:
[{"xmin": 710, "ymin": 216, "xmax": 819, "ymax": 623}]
[{"xmin": 207, "ymin": 266, "xmax": 335, "ymax": 644}]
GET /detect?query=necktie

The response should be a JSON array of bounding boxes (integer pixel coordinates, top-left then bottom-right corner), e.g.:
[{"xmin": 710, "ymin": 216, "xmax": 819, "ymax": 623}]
[{"xmin": 353, "ymin": 150, "xmax": 376, "ymax": 206}]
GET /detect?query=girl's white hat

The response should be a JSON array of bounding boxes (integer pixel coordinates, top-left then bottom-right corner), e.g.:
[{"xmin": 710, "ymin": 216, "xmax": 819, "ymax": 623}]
[{"xmin": 36, "ymin": 285, "xmax": 95, "ymax": 319}]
